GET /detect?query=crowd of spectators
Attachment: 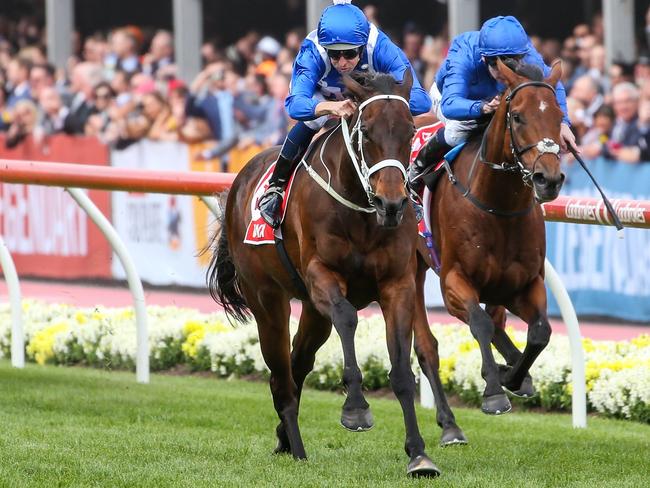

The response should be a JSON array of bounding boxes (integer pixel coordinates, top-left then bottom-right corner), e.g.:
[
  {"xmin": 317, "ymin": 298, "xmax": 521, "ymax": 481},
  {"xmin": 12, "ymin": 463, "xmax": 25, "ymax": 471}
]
[{"xmin": 1, "ymin": 5, "xmax": 650, "ymax": 169}]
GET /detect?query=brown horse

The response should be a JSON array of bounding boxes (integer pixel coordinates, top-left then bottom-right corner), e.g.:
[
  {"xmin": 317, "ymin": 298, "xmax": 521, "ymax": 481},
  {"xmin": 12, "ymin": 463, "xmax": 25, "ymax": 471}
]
[
  {"xmin": 419, "ymin": 59, "xmax": 565, "ymax": 415},
  {"xmin": 208, "ymin": 71, "xmax": 450, "ymax": 476}
]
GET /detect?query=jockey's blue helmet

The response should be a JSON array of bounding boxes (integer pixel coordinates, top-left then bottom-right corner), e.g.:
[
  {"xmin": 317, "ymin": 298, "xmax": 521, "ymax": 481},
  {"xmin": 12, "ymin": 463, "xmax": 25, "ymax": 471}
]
[
  {"xmin": 478, "ymin": 16, "xmax": 530, "ymax": 57},
  {"xmin": 318, "ymin": 1, "xmax": 370, "ymax": 50}
]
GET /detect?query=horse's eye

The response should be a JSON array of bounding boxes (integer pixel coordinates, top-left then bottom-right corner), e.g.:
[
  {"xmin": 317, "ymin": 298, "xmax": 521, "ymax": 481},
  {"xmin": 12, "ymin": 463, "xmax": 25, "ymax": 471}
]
[{"xmin": 512, "ymin": 113, "xmax": 522, "ymax": 124}]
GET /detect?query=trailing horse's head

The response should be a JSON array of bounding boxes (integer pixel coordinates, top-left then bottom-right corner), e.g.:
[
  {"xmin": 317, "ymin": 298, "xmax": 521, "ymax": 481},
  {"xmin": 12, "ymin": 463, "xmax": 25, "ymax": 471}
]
[
  {"xmin": 343, "ymin": 70, "xmax": 415, "ymax": 227},
  {"xmin": 496, "ymin": 58, "xmax": 565, "ymax": 202}
]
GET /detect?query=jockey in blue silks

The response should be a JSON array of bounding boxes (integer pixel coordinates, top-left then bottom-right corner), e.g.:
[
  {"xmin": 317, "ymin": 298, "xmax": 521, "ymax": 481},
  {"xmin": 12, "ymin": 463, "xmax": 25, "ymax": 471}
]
[
  {"xmin": 408, "ymin": 15, "xmax": 578, "ymax": 192},
  {"xmin": 257, "ymin": 0, "xmax": 431, "ymax": 229}
]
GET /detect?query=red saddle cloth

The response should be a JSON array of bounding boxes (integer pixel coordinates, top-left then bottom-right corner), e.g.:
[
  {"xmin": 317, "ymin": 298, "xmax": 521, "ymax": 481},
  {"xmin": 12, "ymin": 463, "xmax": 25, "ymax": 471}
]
[{"xmin": 244, "ymin": 162, "xmax": 299, "ymax": 245}]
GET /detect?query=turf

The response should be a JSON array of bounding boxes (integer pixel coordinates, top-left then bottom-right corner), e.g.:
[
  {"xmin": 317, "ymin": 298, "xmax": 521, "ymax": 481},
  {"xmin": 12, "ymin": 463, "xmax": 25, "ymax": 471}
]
[{"xmin": 0, "ymin": 361, "xmax": 648, "ymax": 487}]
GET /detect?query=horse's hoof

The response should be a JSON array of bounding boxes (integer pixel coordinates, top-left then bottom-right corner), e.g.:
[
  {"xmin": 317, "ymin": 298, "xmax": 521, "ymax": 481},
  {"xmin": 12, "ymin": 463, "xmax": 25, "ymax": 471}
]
[
  {"xmin": 340, "ymin": 407, "xmax": 374, "ymax": 431},
  {"xmin": 505, "ymin": 375, "xmax": 537, "ymax": 398},
  {"xmin": 273, "ymin": 439, "xmax": 291, "ymax": 455},
  {"xmin": 407, "ymin": 454, "xmax": 441, "ymax": 477},
  {"xmin": 481, "ymin": 393, "xmax": 512, "ymax": 415},
  {"xmin": 440, "ymin": 426, "xmax": 468, "ymax": 447}
]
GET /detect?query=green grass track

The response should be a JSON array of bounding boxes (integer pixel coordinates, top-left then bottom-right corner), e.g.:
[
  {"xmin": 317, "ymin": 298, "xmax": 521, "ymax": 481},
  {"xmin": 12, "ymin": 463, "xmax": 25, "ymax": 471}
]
[{"xmin": 0, "ymin": 361, "xmax": 648, "ymax": 487}]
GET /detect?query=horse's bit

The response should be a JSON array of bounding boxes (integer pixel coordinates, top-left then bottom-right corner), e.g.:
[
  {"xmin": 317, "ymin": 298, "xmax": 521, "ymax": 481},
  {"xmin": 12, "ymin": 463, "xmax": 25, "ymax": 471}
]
[{"xmin": 302, "ymin": 94, "xmax": 410, "ymax": 213}]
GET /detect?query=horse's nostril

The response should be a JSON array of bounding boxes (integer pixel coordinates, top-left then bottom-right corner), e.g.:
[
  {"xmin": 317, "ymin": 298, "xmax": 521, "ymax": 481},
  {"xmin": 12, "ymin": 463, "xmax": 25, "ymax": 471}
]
[
  {"xmin": 532, "ymin": 173, "xmax": 547, "ymax": 186},
  {"xmin": 372, "ymin": 196, "xmax": 385, "ymax": 210}
]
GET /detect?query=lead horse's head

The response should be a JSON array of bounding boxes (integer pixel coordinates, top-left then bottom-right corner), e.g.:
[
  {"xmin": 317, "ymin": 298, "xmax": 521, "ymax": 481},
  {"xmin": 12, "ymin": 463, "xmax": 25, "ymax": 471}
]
[
  {"xmin": 342, "ymin": 70, "xmax": 415, "ymax": 228},
  {"xmin": 496, "ymin": 58, "xmax": 565, "ymax": 203}
]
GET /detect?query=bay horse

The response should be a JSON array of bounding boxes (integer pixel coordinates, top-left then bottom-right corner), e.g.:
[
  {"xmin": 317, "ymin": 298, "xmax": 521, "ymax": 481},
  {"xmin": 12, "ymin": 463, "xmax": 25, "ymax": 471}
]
[
  {"xmin": 207, "ymin": 71, "xmax": 453, "ymax": 476},
  {"xmin": 419, "ymin": 59, "xmax": 565, "ymax": 415}
]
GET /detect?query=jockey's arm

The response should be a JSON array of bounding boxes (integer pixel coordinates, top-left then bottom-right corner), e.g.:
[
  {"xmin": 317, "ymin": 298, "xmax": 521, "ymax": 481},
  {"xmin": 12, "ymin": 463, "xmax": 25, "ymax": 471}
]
[
  {"xmin": 372, "ymin": 33, "xmax": 432, "ymax": 115},
  {"xmin": 284, "ymin": 44, "xmax": 326, "ymax": 121}
]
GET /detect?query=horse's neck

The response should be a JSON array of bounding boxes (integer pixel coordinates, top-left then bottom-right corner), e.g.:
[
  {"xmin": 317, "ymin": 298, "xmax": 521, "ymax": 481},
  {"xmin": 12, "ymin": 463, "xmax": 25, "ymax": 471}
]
[{"xmin": 469, "ymin": 104, "xmax": 534, "ymax": 209}]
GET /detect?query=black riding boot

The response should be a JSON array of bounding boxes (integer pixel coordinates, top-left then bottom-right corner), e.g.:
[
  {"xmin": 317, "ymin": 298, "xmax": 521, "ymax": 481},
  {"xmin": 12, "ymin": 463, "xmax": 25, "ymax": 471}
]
[
  {"xmin": 407, "ymin": 127, "xmax": 452, "ymax": 196},
  {"xmin": 258, "ymin": 122, "xmax": 317, "ymax": 229},
  {"xmin": 258, "ymin": 154, "xmax": 298, "ymax": 228}
]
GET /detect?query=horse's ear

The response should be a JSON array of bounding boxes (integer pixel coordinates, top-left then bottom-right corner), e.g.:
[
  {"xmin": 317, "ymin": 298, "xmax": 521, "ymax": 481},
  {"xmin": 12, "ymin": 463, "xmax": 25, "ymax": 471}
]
[
  {"xmin": 397, "ymin": 68, "xmax": 413, "ymax": 100},
  {"xmin": 496, "ymin": 58, "xmax": 523, "ymax": 87},
  {"xmin": 343, "ymin": 74, "xmax": 368, "ymax": 102},
  {"xmin": 544, "ymin": 59, "xmax": 563, "ymax": 88}
]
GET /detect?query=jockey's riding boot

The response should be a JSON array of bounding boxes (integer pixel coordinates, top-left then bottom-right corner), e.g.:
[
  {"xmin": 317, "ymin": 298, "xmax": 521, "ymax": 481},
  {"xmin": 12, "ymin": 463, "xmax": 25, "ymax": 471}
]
[
  {"xmin": 407, "ymin": 127, "xmax": 452, "ymax": 197},
  {"xmin": 258, "ymin": 122, "xmax": 317, "ymax": 229},
  {"xmin": 258, "ymin": 154, "xmax": 295, "ymax": 228}
]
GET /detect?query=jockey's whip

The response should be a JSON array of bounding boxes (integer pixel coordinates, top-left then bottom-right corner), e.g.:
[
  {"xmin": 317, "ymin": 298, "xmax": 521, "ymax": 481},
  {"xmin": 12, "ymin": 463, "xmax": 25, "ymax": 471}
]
[{"xmin": 568, "ymin": 147, "xmax": 624, "ymax": 232}]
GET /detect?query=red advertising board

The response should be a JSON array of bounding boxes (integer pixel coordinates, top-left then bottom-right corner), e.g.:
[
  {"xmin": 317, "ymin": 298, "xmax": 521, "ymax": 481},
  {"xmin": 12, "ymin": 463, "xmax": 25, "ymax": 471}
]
[{"xmin": 0, "ymin": 135, "xmax": 112, "ymax": 279}]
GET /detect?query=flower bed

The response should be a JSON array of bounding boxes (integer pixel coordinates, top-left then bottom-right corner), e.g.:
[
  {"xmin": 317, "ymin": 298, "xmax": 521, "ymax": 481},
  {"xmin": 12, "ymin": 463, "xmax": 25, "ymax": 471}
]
[{"xmin": 1, "ymin": 300, "xmax": 648, "ymax": 423}]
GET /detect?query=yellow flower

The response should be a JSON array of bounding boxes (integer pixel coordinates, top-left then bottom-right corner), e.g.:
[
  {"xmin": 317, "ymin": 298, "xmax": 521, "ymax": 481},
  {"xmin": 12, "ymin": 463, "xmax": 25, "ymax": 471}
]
[
  {"xmin": 75, "ymin": 312, "xmax": 87, "ymax": 324},
  {"xmin": 26, "ymin": 322, "xmax": 69, "ymax": 365},
  {"xmin": 181, "ymin": 320, "xmax": 230, "ymax": 358}
]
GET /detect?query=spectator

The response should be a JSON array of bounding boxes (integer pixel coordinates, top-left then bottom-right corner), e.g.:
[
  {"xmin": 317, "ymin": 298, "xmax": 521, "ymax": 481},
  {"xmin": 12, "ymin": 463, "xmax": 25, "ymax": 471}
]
[
  {"xmin": 143, "ymin": 90, "xmax": 178, "ymax": 141},
  {"xmin": 580, "ymin": 104, "xmax": 615, "ymax": 159},
  {"xmin": 0, "ymin": 80, "xmax": 8, "ymax": 131},
  {"xmin": 569, "ymin": 75, "xmax": 603, "ymax": 128},
  {"xmin": 254, "ymin": 36, "xmax": 281, "ymax": 79},
  {"xmin": 105, "ymin": 28, "xmax": 140, "ymax": 75},
  {"xmin": 28, "ymin": 62, "xmax": 55, "ymax": 101},
  {"xmin": 609, "ymin": 60, "xmax": 636, "ymax": 90},
  {"xmin": 604, "ymin": 82, "xmax": 640, "ymax": 160},
  {"xmin": 402, "ymin": 23, "xmax": 425, "ymax": 82},
  {"xmin": 4, "ymin": 98, "xmax": 37, "ymax": 148},
  {"xmin": 84, "ymin": 81, "xmax": 114, "ymax": 139},
  {"xmin": 37, "ymin": 85, "xmax": 68, "ymax": 135},
  {"xmin": 186, "ymin": 62, "xmax": 237, "ymax": 167},
  {"xmin": 63, "ymin": 62, "xmax": 103, "ymax": 134},
  {"xmin": 142, "ymin": 30, "xmax": 174, "ymax": 77},
  {"xmin": 5, "ymin": 56, "xmax": 31, "ymax": 108}
]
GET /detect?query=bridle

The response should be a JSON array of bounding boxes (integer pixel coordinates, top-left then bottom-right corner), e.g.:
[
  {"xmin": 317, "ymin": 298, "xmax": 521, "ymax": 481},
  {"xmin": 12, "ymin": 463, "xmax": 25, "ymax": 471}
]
[
  {"xmin": 503, "ymin": 81, "xmax": 561, "ymax": 186},
  {"xmin": 302, "ymin": 94, "xmax": 410, "ymax": 214},
  {"xmin": 448, "ymin": 80, "xmax": 562, "ymax": 217}
]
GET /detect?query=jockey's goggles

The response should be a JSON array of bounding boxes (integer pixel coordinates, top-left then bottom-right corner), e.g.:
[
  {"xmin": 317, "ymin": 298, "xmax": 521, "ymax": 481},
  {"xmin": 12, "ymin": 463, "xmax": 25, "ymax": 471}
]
[
  {"xmin": 485, "ymin": 54, "xmax": 524, "ymax": 68},
  {"xmin": 326, "ymin": 47, "xmax": 363, "ymax": 61}
]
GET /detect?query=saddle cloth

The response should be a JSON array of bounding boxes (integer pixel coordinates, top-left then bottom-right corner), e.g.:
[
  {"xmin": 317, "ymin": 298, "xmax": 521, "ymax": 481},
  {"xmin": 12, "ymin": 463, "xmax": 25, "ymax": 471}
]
[{"xmin": 243, "ymin": 162, "xmax": 300, "ymax": 245}]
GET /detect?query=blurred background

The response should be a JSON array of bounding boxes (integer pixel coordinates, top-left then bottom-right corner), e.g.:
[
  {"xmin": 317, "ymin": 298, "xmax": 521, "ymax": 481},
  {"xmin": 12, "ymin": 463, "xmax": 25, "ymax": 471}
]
[{"xmin": 0, "ymin": 0, "xmax": 649, "ymax": 322}]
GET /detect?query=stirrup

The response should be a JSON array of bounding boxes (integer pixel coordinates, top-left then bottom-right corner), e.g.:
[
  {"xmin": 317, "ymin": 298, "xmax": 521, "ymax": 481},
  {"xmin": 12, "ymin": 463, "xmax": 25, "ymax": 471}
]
[{"xmin": 258, "ymin": 185, "xmax": 285, "ymax": 228}]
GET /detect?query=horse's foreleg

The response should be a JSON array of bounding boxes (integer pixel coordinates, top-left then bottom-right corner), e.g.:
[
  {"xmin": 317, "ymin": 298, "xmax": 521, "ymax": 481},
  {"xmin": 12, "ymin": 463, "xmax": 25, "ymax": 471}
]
[
  {"xmin": 503, "ymin": 277, "xmax": 551, "ymax": 392},
  {"xmin": 486, "ymin": 305, "xmax": 537, "ymax": 398},
  {"xmin": 305, "ymin": 260, "xmax": 373, "ymax": 431},
  {"xmin": 380, "ymin": 277, "xmax": 440, "ymax": 477},
  {"xmin": 444, "ymin": 271, "xmax": 511, "ymax": 415},
  {"xmin": 413, "ymin": 263, "xmax": 467, "ymax": 446}
]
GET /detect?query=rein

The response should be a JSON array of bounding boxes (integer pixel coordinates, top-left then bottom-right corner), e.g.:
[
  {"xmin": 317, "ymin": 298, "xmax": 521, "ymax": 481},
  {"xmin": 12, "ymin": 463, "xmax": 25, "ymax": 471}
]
[
  {"xmin": 445, "ymin": 81, "xmax": 561, "ymax": 217},
  {"xmin": 301, "ymin": 94, "xmax": 410, "ymax": 214}
]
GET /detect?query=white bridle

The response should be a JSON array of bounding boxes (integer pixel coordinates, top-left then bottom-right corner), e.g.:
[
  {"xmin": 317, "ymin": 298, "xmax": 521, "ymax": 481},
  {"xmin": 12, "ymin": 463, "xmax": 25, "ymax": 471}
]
[{"xmin": 302, "ymin": 94, "xmax": 410, "ymax": 213}]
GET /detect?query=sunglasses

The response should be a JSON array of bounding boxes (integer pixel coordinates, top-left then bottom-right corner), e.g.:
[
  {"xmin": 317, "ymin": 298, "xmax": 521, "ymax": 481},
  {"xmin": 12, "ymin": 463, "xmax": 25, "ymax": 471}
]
[
  {"xmin": 327, "ymin": 48, "xmax": 362, "ymax": 61},
  {"xmin": 485, "ymin": 55, "xmax": 521, "ymax": 68}
]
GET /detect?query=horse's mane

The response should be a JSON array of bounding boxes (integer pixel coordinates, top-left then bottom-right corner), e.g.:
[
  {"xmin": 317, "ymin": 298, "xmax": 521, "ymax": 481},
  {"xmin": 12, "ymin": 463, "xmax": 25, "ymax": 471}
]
[
  {"xmin": 349, "ymin": 71, "xmax": 397, "ymax": 94},
  {"xmin": 464, "ymin": 60, "xmax": 546, "ymax": 144}
]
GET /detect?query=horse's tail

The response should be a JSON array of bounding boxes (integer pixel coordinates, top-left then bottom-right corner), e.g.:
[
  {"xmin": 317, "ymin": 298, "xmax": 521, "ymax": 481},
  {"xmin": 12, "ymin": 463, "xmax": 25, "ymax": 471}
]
[{"xmin": 206, "ymin": 191, "xmax": 252, "ymax": 323}]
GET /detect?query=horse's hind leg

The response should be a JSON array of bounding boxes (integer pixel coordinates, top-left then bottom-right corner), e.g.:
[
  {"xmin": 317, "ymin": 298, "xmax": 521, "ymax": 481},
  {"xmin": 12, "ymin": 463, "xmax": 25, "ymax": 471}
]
[
  {"xmin": 486, "ymin": 305, "xmax": 536, "ymax": 398},
  {"xmin": 305, "ymin": 260, "xmax": 373, "ymax": 432},
  {"xmin": 413, "ymin": 263, "xmax": 467, "ymax": 446},
  {"xmin": 245, "ymin": 285, "xmax": 306, "ymax": 459},
  {"xmin": 502, "ymin": 277, "xmax": 552, "ymax": 394},
  {"xmin": 444, "ymin": 271, "xmax": 511, "ymax": 415}
]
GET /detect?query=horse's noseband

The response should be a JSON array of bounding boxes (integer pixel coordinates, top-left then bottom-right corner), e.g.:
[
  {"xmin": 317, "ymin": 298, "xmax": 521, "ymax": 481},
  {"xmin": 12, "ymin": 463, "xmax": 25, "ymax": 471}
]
[{"xmin": 505, "ymin": 81, "xmax": 561, "ymax": 186}]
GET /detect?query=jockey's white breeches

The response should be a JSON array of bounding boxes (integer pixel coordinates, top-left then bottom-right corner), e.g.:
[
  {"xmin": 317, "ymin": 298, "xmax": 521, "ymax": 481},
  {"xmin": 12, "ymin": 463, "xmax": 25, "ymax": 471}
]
[{"xmin": 429, "ymin": 83, "xmax": 478, "ymax": 147}]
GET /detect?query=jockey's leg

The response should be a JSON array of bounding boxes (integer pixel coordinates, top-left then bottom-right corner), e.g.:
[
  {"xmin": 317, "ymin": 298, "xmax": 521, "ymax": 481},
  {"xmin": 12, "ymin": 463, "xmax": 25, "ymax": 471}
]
[
  {"xmin": 407, "ymin": 126, "xmax": 452, "ymax": 196},
  {"xmin": 258, "ymin": 121, "xmax": 318, "ymax": 228}
]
